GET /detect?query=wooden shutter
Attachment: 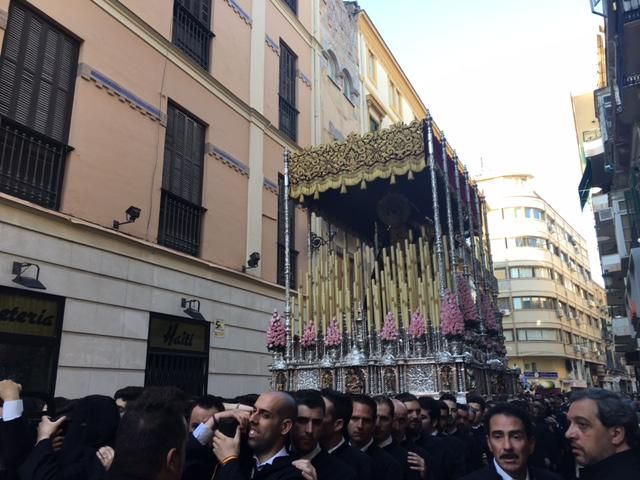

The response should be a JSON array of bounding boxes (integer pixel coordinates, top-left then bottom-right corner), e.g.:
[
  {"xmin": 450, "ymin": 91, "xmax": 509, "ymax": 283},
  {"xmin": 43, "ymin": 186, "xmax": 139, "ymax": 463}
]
[
  {"xmin": 0, "ymin": 2, "xmax": 79, "ymax": 143},
  {"xmin": 163, "ymin": 104, "xmax": 205, "ymax": 206}
]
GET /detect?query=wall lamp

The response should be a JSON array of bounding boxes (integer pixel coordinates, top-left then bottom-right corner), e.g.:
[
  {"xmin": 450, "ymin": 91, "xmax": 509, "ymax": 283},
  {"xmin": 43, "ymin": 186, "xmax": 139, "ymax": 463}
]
[
  {"xmin": 113, "ymin": 206, "xmax": 141, "ymax": 229},
  {"xmin": 242, "ymin": 252, "xmax": 261, "ymax": 272},
  {"xmin": 181, "ymin": 298, "xmax": 205, "ymax": 321},
  {"xmin": 12, "ymin": 262, "xmax": 46, "ymax": 290}
]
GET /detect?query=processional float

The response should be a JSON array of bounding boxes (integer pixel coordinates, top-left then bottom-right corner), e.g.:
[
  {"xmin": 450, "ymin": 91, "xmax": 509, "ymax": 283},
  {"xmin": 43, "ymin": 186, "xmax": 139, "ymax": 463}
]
[{"xmin": 267, "ymin": 117, "xmax": 515, "ymax": 397}]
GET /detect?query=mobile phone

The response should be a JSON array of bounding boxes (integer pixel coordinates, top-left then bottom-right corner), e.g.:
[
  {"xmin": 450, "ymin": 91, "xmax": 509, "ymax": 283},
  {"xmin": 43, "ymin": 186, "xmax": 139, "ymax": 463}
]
[{"xmin": 217, "ymin": 417, "xmax": 239, "ymax": 438}]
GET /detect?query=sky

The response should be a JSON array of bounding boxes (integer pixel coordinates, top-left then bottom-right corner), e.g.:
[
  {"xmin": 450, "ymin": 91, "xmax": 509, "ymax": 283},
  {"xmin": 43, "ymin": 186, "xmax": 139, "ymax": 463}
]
[{"xmin": 358, "ymin": 0, "xmax": 604, "ymax": 283}]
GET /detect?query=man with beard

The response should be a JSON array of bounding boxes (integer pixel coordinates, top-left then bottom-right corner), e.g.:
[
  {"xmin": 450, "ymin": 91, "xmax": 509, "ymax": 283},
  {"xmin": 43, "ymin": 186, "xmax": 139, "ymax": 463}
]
[
  {"xmin": 433, "ymin": 397, "xmax": 467, "ymax": 478},
  {"xmin": 372, "ymin": 396, "xmax": 422, "ymax": 480},
  {"xmin": 291, "ymin": 390, "xmax": 355, "ymax": 480},
  {"xmin": 565, "ymin": 388, "xmax": 640, "ymax": 480},
  {"xmin": 212, "ymin": 391, "xmax": 304, "ymax": 480},
  {"xmin": 466, "ymin": 395, "xmax": 489, "ymax": 472},
  {"xmin": 390, "ymin": 399, "xmax": 429, "ymax": 480},
  {"xmin": 348, "ymin": 394, "xmax": 400, "ymax": 480},
  {"xmin": 395, "ymin": 394, "xmax": 449, "ymax": 480},
  {"xmin": 462, "ymin": 403, "xmax": 561, "ymax": 480},
  {"xmin": 319, "ymin": 389, "xmax": 372, "ymax": 480}
]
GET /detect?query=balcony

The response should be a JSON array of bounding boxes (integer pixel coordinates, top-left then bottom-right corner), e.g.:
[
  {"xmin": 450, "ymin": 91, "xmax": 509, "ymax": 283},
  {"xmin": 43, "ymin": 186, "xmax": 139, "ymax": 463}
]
[
  {"xmin": 0, "ymin": 116, "xmax": 69, "ymax": 210},
  {"xmin": 172, "ymin": 2, "xmax": 214, "ymax": 70},
  {"xmin": 158, "ymin": 189, "xmax": 205, "ymax": 256},
  {"xmin": 279, "ymin": 95, "xmax": 299, "ymax": 142}
]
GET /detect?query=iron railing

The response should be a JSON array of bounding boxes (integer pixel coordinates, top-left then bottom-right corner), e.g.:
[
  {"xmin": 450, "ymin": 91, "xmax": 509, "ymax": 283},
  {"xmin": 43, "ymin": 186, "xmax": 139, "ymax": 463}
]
[
  {"xmin": 279, "ymin": 95, "xmax": 299, "ymax": 142},
  {"xmin": 158, "ymin": 189, "xmax": 205, "ymax": 256},
  {"xmin": 172, "ymin": 2, "xmax": 214, "ymax": 70},
  {"xmin": 277, "ymin": 243, "xmax": 298, "ymax": 288},
  {"xmin": 0, "ymin": 116, "xmax": 69, "ymax": 210}
]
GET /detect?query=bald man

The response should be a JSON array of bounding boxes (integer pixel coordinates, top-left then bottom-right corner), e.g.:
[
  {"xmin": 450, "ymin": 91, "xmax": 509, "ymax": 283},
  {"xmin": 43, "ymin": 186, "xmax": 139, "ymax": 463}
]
[{"xmin": 213, "ymin": 391, "xmax": 305, "ymax": 480}]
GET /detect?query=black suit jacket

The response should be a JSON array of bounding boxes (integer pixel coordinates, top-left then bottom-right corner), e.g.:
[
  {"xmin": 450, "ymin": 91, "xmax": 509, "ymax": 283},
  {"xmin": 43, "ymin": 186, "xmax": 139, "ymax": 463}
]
[
  {"xmin": 401, "ymin": 438, "xmax": 439, "ymax": 480},
  {"xmin": 579, "ymin": 449, "xmax": 640, "ymax": 480},
  {"xmin": 416, "ymin": 434, "xmax": 462, "ymax": 480},
  {"xmin": 364, "ymin": 443, "xmax": 402, "ymax": 480},
  {"xmin": 0, "ymin": 414, "xmax": 35, "ymax": 480},
  {"xmin": 216, "ymin": 455, "xmax": 303, "ymax": 480},
  {"xmin": 183, "ymin": 433, "xmax": 218, "ymax": 480},
  {"xmin": 461, "ymin": 462, "xmax": 562, "ymax": 480},
  {"xmin": 309, "ymin": 449, "xmax": 356, "ymax": 480},
  {"xmin": 381, "ymin": 440, "xmax": 413, "ymax": 480},
  {"xmin": 331, "ymin": 440, "xmax": 373, "ymax": 480}
]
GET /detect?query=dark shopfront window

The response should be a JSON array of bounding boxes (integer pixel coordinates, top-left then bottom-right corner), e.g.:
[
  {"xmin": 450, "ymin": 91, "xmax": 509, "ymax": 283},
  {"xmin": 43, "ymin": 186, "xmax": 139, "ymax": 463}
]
[
  {"xmin": 145, "ymin": 313, "xmax": 210, "ymax": 396},
  {"xmin": 0, "ymin": 286, "xmax": 64, "ymax": 395}
]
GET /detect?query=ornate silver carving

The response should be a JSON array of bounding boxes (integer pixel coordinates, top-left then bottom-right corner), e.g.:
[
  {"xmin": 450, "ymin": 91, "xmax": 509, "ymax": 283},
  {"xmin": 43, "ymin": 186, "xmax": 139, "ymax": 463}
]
[
  {"xmin": 406, "ymin": 365, "xmax": 436, "ymax": 393},
  {"xmin": 426, "ymin": 117, "xmax": 446, "ymax": 297},
  {"xmin": 297, "ymin": 369, "xmax": 320, "ymax": 390}
]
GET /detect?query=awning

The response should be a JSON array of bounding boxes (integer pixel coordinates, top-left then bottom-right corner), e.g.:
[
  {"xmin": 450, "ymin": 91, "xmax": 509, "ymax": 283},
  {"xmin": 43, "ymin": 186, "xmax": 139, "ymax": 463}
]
[
  {"xmin": 578, "ymin": 159, "xmax": 592, "ymax": 210},
  {"xmin": 578, "ymin": 153, "xmax": 610, "ymax": 210}
]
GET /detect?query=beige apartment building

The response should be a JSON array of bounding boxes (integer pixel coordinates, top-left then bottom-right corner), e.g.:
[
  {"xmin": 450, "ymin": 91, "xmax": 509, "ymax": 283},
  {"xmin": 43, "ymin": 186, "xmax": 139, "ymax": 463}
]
[
  {"xmin": 0, "ymin": 0, "xmax": 317, "ymax": 398},
  {"xmin": 477, "ymin": 173, "xmax": 610, "ymax": 390}
]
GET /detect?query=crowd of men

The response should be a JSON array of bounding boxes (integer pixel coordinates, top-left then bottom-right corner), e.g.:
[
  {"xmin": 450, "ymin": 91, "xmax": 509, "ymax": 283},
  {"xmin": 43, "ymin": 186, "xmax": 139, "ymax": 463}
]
[{"xmin": 0, "ymin": 379, "xmax": 639, "ymax": 480}]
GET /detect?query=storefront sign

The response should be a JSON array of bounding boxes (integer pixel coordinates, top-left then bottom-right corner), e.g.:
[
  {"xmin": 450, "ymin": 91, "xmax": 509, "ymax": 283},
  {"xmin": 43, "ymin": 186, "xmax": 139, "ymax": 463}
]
[
  {"xmin": 148, "ymin": 315, "xmax": 207, "ymax": 352},
  {"xmin": 523, "ymin": 371, "xmax": 558, "ymax": 379},
  {"xmin": 0, "ymin": 291, "xmax": 59, "ymax": 337}
]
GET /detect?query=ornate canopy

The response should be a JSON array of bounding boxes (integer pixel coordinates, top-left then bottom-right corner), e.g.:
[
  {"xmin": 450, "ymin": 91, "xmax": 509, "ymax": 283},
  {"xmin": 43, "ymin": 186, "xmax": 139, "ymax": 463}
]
[{"xmin": 290, "ymin": 120, "xmax": 425, "ymax": 201}]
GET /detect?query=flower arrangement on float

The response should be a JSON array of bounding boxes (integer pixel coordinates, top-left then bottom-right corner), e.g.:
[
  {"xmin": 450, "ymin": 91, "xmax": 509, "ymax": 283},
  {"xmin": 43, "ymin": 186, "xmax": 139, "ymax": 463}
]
[
  {"xmin": 408, "ymin": 310, "xmax": 426, "ymax": 339},
  {"xmin": 456, "ymin": 274, "xmax": 478, "ymax": 325},
  {"xmin": 380, "ymin": 312, "xmax": 399, "ymax": 343},
  {"xmin": 324, "ymin": 317, "xmax": 342, "ymax": 348},
  {"xmin": 300, "ymin": 320, "xmax": 317, "ymax": 349},
  {"xmin": 440, "ymin": 290, "xmax": 465, "ymax": 339},
  {"xmin": 266, "ymin": 310, "xmax": 286, "ymax": 351}
]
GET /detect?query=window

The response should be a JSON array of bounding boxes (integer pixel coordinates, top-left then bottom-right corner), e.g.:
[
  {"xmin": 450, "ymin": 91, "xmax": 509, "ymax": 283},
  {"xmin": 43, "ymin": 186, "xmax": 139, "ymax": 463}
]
[
  {"xmin": 172, "ymin": 0, "xmax": 213, "ymax": 70},
  {"xmin": 494, "ymin": 268, "xmax": 507, "ymax": 280},
  {"xmin": 369, "ymin": 116, "xmax": 379, "ymax": 132},
  {"xmin": 555, "ymin": 272, "xmax": 564, "ymax": 284},
  {"xmin": 389, "ymin": 82, "xmax": 401, "ymax": 114},
  {"xmin": 498, "ymin": 298, "xmax": 511, "ymax": 311},
  {"xmin": 512, "ymin": 236, "xmax": 547, "ymax": 249},
  {"xmin": 367, "ymin": 50, "xmax": 376, "ymax": 82},
  {"xmin": 517, "ymin": 329, "xmax": 559, "ymax": 342},
  {"xmin": 278, "ymin": 41, "xmax": 298, "ymax": 142},
  {"xmin": 0, "ymin": 1, "xmax": 79, "ymax": 209},
  {"xmin": 158, "ymin": 103, "xmax": 206, "ymax": 256},
  {"xmin": 283, "ymin": 0, "xmax": 297, "ymax": 15},
  {"xmin": 524, "ymin": 207, "xmax": 545, "ymax": 220},
  {"xmin": 534, "ymin": 267, "xmax": 552, "ymax": 278},
  {"xmin": 510, "ymin": 267, "xmax": 534, "ymax": 279},
  {"xmin": 326, "ymin": 50, "xmax": 339, "ymax": 83},
  {"xmin": 513, "ymin": 296, "xmax": 556, "ymax": 310},
  {"xmin": 503, "ymin": 330, "xmax": 514, "ymax": 342},
  {"xmin": 342, "ymin": 68, "xmax": 355, "ymax": 103},
  {"xmin": 277, "ymin": 174, "xmax": 298, "ymax": 288}
]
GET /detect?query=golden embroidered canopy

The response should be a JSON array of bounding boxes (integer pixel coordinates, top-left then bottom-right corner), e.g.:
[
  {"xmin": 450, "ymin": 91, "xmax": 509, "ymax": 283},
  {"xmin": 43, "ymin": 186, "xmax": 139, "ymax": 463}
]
[{"xmin": 290, "ymin": 120, "xmax": 426, "ymax": 201}]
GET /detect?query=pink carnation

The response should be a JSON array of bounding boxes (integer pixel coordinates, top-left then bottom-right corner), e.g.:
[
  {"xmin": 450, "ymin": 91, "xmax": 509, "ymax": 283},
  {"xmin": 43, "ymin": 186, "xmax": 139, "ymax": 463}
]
[
  {"xmin": 440, "ymin": 290, "xmax": 465, "ymax": 338},
  {"xmin": 266, "ymin": 310, "xmax": 286, "ymax": 351},
  {"xmin": 324, "ymin": 318, "xmax": 342, "ymax": 347},
  {"xmin": 408, "ymin": 310, "xmax": 426, "ymax": 339},
  {"xmin": 481, "ymin": 294, "xmax": 498, "ymax": 332},
  {"xmin": 301, "ymin": 320, "xmax": 317, "ymax": 349},
  {"xmin": 380, "ymin": 312, "xmax": 399, "ymax": 342},
  {"xmin": 456, "ymin": 274, "xmax": 478, "ymax": 324}
]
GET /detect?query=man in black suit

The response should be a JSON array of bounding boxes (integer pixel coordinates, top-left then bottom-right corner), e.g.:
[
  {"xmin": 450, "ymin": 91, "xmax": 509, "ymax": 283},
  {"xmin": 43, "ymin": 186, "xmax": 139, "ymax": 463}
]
[
  {"xmin": 212, "ymin": 391, "xmax": 303, "ymax": 480},
  {"xmin": 372, "ymin": 395, "xmax": 421, "ymax": 480},
  {"xmin": 348, "ymin": 394, "xmax": 401, "ymax": 480},
  {"xmin": 565, "ymin": 388, "xmax": 640, "ymax": 480},
  {"xmin": 320, "ymin": 389, "xmax": 373, "ymax": 480},
  {"xmin": 0, "ymin": 379, "xmax": 35, "ymax": 480},
  {"xmin": 467, "ymin": 395, "xmax": 489, "ymax": 472},
  {"xmin": 291, "ymin": 390, "xmax": 355, "ymax": 480},
  {"xmin": 462, "ymin": 403, "xmax": 561, "ymax": 480}
]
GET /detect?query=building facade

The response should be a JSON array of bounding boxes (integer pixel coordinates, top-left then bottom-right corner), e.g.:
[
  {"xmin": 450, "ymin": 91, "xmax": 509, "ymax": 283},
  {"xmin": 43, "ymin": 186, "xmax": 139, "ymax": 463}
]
[
  {"xmin": 477, "ymin": 173, "xmax": 618, "ymax": 391},
  {"xmin": 0, "ymin": 0, "xmax": 317, "ymax": 398}
]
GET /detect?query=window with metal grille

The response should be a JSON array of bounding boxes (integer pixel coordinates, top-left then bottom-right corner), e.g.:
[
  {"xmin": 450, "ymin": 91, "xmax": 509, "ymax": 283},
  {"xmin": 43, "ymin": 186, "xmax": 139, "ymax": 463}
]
[
  {"xmin": 172, "ymin": 0, "xmax": 214, "ymax": 70},
  {"xmin": 283, "ymin": 0, "xmax": 298, "ymax": 15},
  {"xmin": 0, "ymin": 2, "xmax": 78, "ymax": 210},
  {"xmin": 158, "ymin": 103, "xmax": 206, "ymax": 256},
  {"xmin": 278, "ymin": 41, "xmax": 298, "ymax": 142},
  {"xmin": 277, "ymin": 174, "xmax": 298, "ymax": 288}
]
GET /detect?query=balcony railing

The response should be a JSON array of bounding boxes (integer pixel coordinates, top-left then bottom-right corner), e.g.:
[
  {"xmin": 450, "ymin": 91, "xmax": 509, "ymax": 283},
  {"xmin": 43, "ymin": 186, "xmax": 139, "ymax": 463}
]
[
  {"xmin": 172, "ymin": 2, "xmax": 214, "ymax": 70},
  {"xmin": 158, "ymin": 189, "xmax": 205, "ymax": 256},
  {"xmin": 279, "ymin": 95, "xmax": 299, "ymax": 142},
  {"xmin": 0, "ymin": 116, "xmax": 69, "ymax": 210},
  {"xmin": 277, "ymin": 243, "xmax": 298, "ymax": 288}
]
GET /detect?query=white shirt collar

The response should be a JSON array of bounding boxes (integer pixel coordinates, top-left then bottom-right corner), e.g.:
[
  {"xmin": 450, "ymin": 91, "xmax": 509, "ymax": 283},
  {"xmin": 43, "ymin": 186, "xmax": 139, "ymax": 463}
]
[
  {"xmin": 254, "ymin": 447, "xmax": 289, "ymax": 471},
  {"xmin": 300, "ymin": 444, "xmax": 322, "ymax": 461},
  {"xmin": 359, "ymin": 438, "xmax": 374, "ymax": 452},
  {"xmin": 328, "ymin": 437, "xmax": 345, "ymax": 454},
  {"xmin": 378, "ymin": 436, "xmax": 393, "ymax": 448},
  {"xmin": 493, "ymin": 458, "xmax": 530, "ymax": 480}
]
